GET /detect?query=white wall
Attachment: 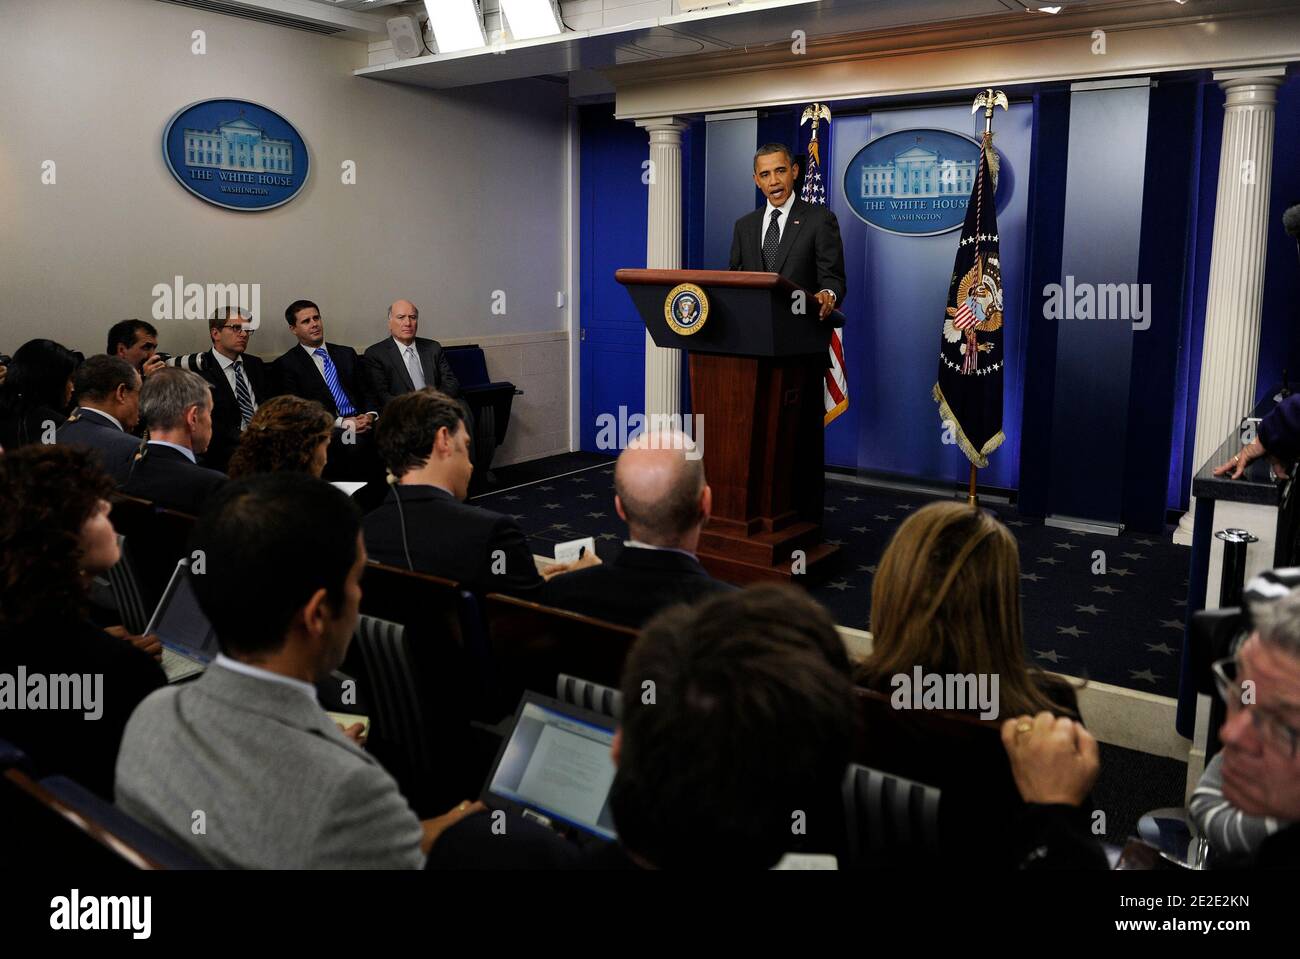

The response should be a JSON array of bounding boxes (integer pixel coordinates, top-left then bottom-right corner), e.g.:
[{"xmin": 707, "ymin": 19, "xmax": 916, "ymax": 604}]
[{"xmin": 0, "ymin": 0, "xmax": 573, "ymax": 463}]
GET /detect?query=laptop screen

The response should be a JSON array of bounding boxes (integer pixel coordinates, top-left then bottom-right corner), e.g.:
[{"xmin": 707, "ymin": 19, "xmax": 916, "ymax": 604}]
[
  {"xmin": 486, "ymin": 697, "xmax": 619, "ymax": 841},
  {"xmin": 146, "ymin": 561, "xmax": 220, "ymax": 663}
]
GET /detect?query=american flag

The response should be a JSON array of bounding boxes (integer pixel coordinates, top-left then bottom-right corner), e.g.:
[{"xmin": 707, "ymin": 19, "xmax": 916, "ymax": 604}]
[
  {"xmin": 800, "ymin": 107, "xmax": 847, "ymax": 426},
  {"xmin": 952, "ymin": 298, "xmax": 978, "ymax": 330}
]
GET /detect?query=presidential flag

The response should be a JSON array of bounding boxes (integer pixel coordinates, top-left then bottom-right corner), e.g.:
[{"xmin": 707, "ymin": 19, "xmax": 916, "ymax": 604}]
[
  {"xmin": 933, "ymin": 130, "xmax": 1005, "ymax": 468},
  {"xmin": 800, "ymin": 103, "xmax": 847, "ymax": 426}
]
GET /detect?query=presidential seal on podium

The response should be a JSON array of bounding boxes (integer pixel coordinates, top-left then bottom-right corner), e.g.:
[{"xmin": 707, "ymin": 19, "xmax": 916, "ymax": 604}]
[{"xmin": 664, "ymin": 283, "xmax": 709, "ymax": 336}]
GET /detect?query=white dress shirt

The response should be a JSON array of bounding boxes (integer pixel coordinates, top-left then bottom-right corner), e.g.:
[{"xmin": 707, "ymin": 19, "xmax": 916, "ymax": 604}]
[
  {"xmin": 211, "ymin": 348, "xmax": 258, "ymax": 413},
  {"xmin": 78, "ymin": 406, "xmax": 124, "ymax": 431},
  {"xmin": 213, "ymin": 653, "xmax": 318, "ymax": 702},
  {"xmin": 300, "ymin": 342, "xmax": 376, "ymax": 427},
  {"xmin": 761, "ymin": 191, "xmax": 797, "ymax": 245},
  {"xmin": 146, "ymin": 439, "xmax": 196, "ymax": 464}
]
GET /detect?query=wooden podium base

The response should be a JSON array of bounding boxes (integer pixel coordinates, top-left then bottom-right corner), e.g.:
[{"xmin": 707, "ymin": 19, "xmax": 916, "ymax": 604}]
[{"xmin": 697, "ymin": 519, "xmax": 840, "ymax": 584}]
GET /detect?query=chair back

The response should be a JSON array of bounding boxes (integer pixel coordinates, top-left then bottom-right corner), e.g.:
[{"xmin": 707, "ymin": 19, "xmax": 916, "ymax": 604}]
[
  {"xmin": 556, "ymin": 673, "xmax": 623, "ymax": 719},
  {"xmin": 842, "ymin": 763, "xmax": 941, "ymax": 868}
]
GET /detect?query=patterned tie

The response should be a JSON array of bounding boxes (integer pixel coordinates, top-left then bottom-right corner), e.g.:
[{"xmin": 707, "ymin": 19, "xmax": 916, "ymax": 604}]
[
  {"xmin": 232, "ymin": 360, "xmax": 255, "ymax": 429},
  {"xmin": 762, "ymin": 207, "xmax": 782, "ymax": 272},
  {"xmin": 313, "ymin": 348, "xmax": 356, "ymax": 417},
  {"xmin": 405, "ymin": 346, "xmax": 426, "ymax": 390}
]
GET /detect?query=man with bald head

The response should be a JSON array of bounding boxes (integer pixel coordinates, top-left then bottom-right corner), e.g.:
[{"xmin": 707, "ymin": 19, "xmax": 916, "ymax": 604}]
[
  {"xmin": 363, "ymin": 300, "xmax": 463, "ymax": 414},
  {"xmin": 543, "ymin": 430, "xmax": 736, "ymax": 628}
]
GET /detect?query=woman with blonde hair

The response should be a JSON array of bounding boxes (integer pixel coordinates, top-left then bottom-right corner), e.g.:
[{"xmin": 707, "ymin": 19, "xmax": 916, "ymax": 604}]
[
  {"xmin": 857, "ymin": 500, "xmax": 1078, "ymax": 718},
  {"xmin": 227, "ymin": 395, "xmax": 333, "ymax": 480}
]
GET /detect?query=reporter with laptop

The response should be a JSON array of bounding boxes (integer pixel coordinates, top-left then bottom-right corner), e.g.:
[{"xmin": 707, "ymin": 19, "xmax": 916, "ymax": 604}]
[{"xmin": 115, "ymin": 473, "xmax": 479, "ymax": 868}]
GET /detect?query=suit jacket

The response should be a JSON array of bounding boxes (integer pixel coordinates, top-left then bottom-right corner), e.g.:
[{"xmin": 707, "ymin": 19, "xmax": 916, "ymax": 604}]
[
  {"xmin": 274, "ymin": 342, "xmax": 378, "ymax": 420},
  {"xmin": 55, "ymin": 407, "xmax": 143, "ymax": 484},
  {"xmin": 1261, "ymin": 393, "xmax": 1300, "ymax": 463},
  {"xmin": 362, "ymin": 485, "xmax": 545, "ymax": 597},
  {"xmin": 121, "ymin": 443, "xmax": 227, "ymax": 516},
  {"xmin": 363, "ymin": 337, "xmax": 461, "ymax": 412},
  {"xmin": 196, "ymin": 349, "xmax": 276, "ymax": 473},
  {"xmin": 114, "ymin": 660, "xmax": 425, "ymax": 869},
  {"xmin": 730, "ymin": 197, "xmax": 847, "ymax": 309},
  {"xmin": 0, "ymin": 618, "xmax": 166, "ymax": 800},
  {"xmin": 542, "ymin": 544, "xmax": 736, "ymax": 628}
]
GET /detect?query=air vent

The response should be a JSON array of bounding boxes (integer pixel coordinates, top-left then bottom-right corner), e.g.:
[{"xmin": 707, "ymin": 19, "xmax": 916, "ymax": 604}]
[{"xmin": 156, "ymin": 0, "xmax": 348, "ymax": 36}]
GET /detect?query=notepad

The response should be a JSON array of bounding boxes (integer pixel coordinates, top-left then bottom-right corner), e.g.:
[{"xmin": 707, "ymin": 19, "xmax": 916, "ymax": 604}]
[{"xmin": 327, "ymin": 711, "xmax": 370, "ymax": 736}]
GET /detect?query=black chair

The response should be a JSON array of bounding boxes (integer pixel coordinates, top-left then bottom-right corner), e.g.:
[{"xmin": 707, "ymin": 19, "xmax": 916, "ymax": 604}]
[
  {"xmin": 108, "ymin": 495, "xmax": 197, "ymax": 615},
  {"xmin": 443, "ymin": 344, "xmax": 520, "ymax": 478},
  {"xmin": 352, "ymin": 563, "xmax": 488, "ymax": 811},
  {"xmin": 0, "ymin": 768, "xmax": 208, "ymax": 869},
  {"xmin": 104, "ymin": 533, "xmax": 151, "ymax": 635},
  {"xmin": 0, "ymin": 736, "xmax": 29, "ymax": 771},
  {"xmin": 556, "ymin": 673, "xmax": 623, "ymax": 719},
  {"xmin": 841, "ymin": 763, "xmax": 941, "ymax": 869},
  {"xmin": 350, "ymin": 614, "xmax": 441, "ymax": 815},
  {"xmin": 851, "ymin": 687, "xmax": 1025, "ymax": 867},
  {"xmin": 483, "ymin": 594, "xmax": 638, "ymax": 719}
]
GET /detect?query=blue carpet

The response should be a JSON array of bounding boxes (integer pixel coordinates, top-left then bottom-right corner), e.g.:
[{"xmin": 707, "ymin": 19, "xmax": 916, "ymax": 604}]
[{"xmin": 474, "ymin": 454, "xmax": 1190, "ymax": 698}]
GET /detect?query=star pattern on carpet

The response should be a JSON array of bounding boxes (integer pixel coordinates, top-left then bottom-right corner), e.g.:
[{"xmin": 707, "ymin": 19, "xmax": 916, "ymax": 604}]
[
  {"xmin": 475, "ymin": 459, "xmax": 1190, "ymax": 697},
  {"xmin": 1159, "ymin": 619, "xmax": 1185, "ymax": 631}
]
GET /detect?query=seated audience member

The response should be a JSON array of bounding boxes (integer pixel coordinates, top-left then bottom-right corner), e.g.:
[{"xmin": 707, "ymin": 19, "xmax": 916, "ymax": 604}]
[
  {"xmin": 115, "ymin": 474, "xmax": 480, "ymax": 868},
  {"xmin": 197, "ymin": 307, "xmax": 277, "ymax": 473},
  {"xmin": 363, "ymin": 300, "xmax": 464, "ymax": 412},
  {"xmin": 1005, "ymin": 583, "xmax": 1300, "ymax": 869},
  {"xmin": 274, "ymin": 299, "xmax": 381, "ymax": 482},
  {"xmin": 852, "ymin": 500, "xmax": 1079, "ymax": 865},
  {"xmin": 227, "ymin": 395, "xmax": 333, "ymax": 481},
  {"xmin": 429, "ymin": 584, "xmax": 855, "ymax": 869},
  {"xmin": 365, "ymin": 389, "xmax": 577, "ymax": 596},
  {"xmin": 542, "ymin": 429, "xmax": 736, "ymax": 628},
  {"xmin": 121, "ymin": 367, "xmax": 226, "ymax": 515},
  {"xmin": 856, "ymin": 500, "xmax": 1079, "ymax": 716},
  {"xmin": 55, "ymin": 355, "xmax": 143, "ymax": 484},
  {"xmin": 0, "ymin": 338, "xmax": 80, "ymax": 450},
  {"xmin": 0, "ymin": 447, "xmax": 166, "ymax": 798},
  {"xmin": 106, "ymin": 319, "xmax": 165, "ymax": 379}
]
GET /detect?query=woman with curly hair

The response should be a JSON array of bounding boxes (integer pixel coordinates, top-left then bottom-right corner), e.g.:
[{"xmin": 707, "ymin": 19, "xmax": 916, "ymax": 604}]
[
  {"xmin": 0, "ymin": 446, "xmax": 165, "ymax": 798},
  {"xmin": 0, "ymin": 338, "xmax": 80, "ymax": 450},
  {"xmin": 227, "ymin": 395, "xmax": 333, "ymax": 480}
]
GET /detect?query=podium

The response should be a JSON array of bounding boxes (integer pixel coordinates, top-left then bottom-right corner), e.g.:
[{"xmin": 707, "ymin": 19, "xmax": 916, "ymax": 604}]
[{"xmin": 616, "ymin": 268, "xmax": 839, "ymax": 583}]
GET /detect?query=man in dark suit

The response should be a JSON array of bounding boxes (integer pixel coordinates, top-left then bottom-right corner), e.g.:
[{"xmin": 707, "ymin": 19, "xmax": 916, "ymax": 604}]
[
  {"xmin": 196, "ymin": 307, "xmax": 276, "ymax": 473},
  {"xmin": 364, "ymin": 389, "xmax": 592, "ymax": 597},
  {"xmin": 730, "ymin": 142, "xmax": 846, "ymax": 318},
  {"xmin": 363, "ymin": 300, "xmax": 462, "ymax": 411},
  {"xmin": 122, "ymin": 368, "xmax": 226, "ymax": 515},
  {"xmin": 55, "ymin": 355, "xmax": 143, "ymax": 484},
  {"xmin": 275, "ymin": 299, "xmax": 382, "ymax": 482},
  {"xmin": 542, "ymin": 429, "xmax": 735, "ymax": 628},
  {"xmin": 730, "ymin": 142, "xmax": 847, "ymax": 524}
]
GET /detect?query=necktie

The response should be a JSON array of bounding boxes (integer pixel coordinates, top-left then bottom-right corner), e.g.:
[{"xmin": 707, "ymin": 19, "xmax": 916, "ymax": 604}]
[
  {"xmin": 763, "ymin": 207, "xmax": 782, "ymax": 272},
  {"xmin": 232, "ymin": 360, "xmax": 255, "ymax": 429},
  {"xmin": 405, "ymin": 346, "xmax": 426, "ymax": 390},
  {"xmin": 313, "ymin": 348, "xmax": 356, "ymax": 417}
]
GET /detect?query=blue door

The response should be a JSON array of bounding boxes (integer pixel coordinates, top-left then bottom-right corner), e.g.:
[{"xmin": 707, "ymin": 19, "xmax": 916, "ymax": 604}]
[{"xmin": 579, "ymin": 106, "xmax": 648, "ymax": 452}]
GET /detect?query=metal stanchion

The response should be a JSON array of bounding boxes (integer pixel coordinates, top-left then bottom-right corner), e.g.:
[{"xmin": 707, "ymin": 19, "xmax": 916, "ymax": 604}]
[{"xmin": 1215, "ymin": 528, "xmax": 1258, "ymax": 608}]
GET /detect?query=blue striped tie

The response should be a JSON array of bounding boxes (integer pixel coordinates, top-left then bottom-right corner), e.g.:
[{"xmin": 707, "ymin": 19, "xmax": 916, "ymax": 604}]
[{"xmin": 313, "ymin": 348, "xmax": 356, "ymax": 417}]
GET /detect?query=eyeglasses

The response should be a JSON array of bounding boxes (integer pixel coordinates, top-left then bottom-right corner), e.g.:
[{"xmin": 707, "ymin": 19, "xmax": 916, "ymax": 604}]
[
  {"xmin": 221, "ymin": 325, "xmax": 255, "ymax": 335},
  {"xmin": 1211, "ymin": 655, "xmax": 1300, "ymax": 758}
]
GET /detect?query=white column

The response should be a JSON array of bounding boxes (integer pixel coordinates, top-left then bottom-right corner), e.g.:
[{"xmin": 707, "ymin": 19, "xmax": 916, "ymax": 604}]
[
  {"xmin": 1173, "ymin": 69, "xmax": 1284, "ymax": 546},
  {"xmin": 636, "ymin": 118, "xmax": 687, "ymax": 419}
]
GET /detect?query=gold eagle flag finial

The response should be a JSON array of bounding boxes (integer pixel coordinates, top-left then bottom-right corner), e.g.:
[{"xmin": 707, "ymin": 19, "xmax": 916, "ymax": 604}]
[
  {"xmin": 971, "ymin": 88, "xmax": 1009, "ymax": 134},
  {"xmin": 800, "ymin": 102, "xmax": 832, "ymax": 141}
]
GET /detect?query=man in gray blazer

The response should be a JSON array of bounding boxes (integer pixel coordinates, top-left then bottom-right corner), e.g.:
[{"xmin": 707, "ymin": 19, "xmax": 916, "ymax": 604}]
[
  {"xmin": 115, "ymin": 473, "xmax": 480, "ymax": 869},
  {"xmin": 362, "ymin": 299, "xmax": 463, "ymax": 413}
]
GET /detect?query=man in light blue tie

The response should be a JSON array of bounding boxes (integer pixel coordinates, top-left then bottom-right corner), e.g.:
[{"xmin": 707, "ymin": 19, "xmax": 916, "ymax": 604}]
[{"xmin": 275, "ymin": 299, "xmax": 383, "ymax": 482}]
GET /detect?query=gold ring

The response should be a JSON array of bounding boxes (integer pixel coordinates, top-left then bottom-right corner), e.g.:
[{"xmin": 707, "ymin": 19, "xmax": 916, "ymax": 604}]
[
  {"xmin": 1015, "ymin": 720, "xmax": 1033, "ymax": 736},
  {"xmin": 458, "ymin": 802, "xmax": 469, "ymax": 811}
]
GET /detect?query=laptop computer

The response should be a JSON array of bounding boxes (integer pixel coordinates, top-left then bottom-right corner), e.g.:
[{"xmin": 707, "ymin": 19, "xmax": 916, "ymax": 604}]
[
  {"xmin": 143, "ymin": 558, "xmax": 220, "ymax": 684},
  {"xmin": 481, "ymin": 691, "xmax": 619, "ymax": 844}
]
